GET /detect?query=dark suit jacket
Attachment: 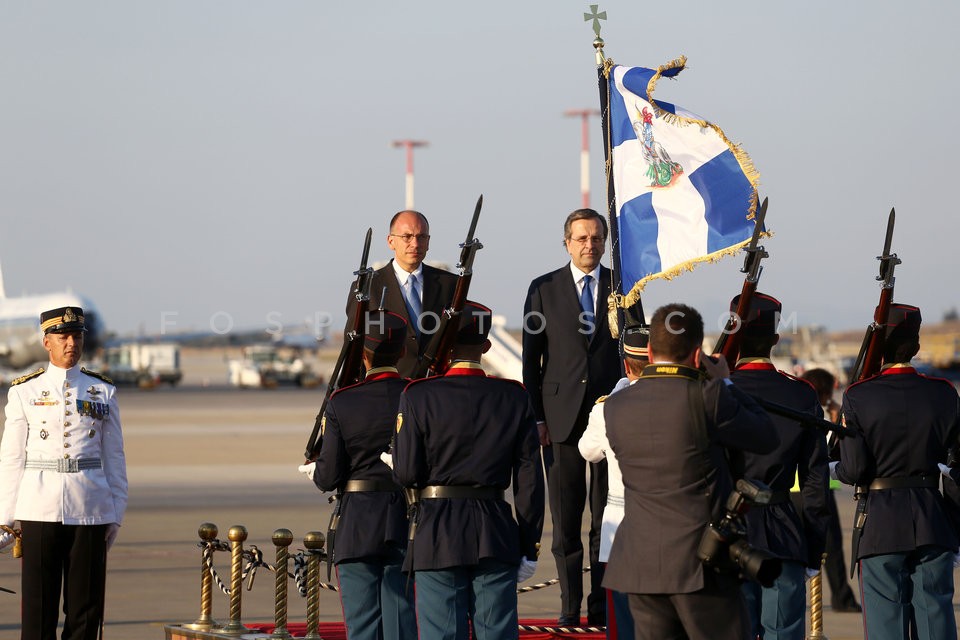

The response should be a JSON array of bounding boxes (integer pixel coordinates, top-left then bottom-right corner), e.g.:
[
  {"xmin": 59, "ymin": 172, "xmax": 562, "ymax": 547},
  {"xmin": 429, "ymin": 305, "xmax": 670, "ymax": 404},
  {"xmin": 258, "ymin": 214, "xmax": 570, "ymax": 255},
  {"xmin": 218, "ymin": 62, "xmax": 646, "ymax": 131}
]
[
  {"xmin": 602, "ymin": 366, "xmax": 778, "ymax": 594},
  {"xmin": 730, "ymin": 363, "xmax": 831, "ymax": 568},
  {"xmin": 345, "ymin": 261, "xmax": 457, "ymax": 378},
  {"xmin": 836, "ymin": 367, "xmax": 960, "ymax": 559},
  {"xmin": 522, "ymin": 264, "xmax": 621, "ymax": 443}
]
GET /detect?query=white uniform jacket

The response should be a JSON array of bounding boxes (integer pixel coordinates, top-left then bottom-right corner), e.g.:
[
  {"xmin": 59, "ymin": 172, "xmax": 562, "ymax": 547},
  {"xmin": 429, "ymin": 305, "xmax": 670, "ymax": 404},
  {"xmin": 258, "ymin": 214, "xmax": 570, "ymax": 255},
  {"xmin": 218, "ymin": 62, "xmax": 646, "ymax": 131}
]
[
  {"xmin": 0, "ymin": 363, "xmax": 128, "ymax": 525},
  {"xmin": 578, "ymin": 376, "xmax": 631, "ymax": 562}
]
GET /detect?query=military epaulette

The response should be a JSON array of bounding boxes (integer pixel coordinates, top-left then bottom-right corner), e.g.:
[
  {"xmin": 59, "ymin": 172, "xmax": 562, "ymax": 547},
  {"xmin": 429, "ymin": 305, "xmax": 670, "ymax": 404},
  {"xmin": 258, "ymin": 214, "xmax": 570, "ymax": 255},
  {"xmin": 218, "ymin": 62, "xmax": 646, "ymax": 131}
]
[
  {"xmin": 595, "ymin": 395, "xmax": 608, "ymax": 404},
  {"xmin": 330, "ymin": 379, "xmax": 365, "ymax": 399},
  {"xmin": 81, "ymin": 367, "xmax": 114, "ymax": 385},
  {"xmin": 10, "ymin": 368, "xmax": 44, "ymax": 386}
]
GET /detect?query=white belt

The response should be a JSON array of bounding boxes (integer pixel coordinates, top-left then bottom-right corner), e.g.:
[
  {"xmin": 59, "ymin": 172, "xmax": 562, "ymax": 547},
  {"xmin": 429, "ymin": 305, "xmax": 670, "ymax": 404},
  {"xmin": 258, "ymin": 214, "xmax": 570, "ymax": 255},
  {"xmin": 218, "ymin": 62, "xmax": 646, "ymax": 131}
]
[{"xmin": 24, "ymin": 458, "xmax": 102, "ymax": 473}]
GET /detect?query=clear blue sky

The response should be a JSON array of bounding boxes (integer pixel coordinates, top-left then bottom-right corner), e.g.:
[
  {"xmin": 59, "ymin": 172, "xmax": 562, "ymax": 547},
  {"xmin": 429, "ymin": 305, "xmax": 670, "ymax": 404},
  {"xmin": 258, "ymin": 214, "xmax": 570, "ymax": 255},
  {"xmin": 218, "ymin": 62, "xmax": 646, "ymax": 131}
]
[{"xmin": 1, "ymin": 1, "xmax": 957, "ymax": 336}]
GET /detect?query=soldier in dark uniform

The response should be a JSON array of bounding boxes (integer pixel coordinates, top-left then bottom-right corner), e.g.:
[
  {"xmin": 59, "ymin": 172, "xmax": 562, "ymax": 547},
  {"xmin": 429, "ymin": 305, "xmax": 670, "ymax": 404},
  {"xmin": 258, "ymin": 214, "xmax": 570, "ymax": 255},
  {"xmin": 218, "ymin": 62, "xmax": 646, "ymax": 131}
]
[
  {"xmin": 393, "ymin": 301, "xmax": 545, "ymax": 640},
  {"xmin": 726, "ymin": 293, "xmax": 831, "ymax": 639},
  {"xmin": 298, "ymin": 310, "xmax": 417, "ymax": 640},
  {"xmin": 834, "ymin": 304, "xmax": 960, "ymax": 640},
  {"xmin": 601, "ymin": 303, "xmax": 779, "ymax": 640}
]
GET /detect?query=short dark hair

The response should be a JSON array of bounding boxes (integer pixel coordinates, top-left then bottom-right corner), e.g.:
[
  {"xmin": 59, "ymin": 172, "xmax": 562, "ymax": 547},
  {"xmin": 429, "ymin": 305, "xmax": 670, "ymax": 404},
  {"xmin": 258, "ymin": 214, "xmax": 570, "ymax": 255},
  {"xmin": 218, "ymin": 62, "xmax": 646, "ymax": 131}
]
[
  {"xmin": 363, "ymin": 346, "xmax": 402, "ymax": 369},
  {"xmin": 563, "ymin": 208, "xmax": 608, "ymax": 241},
  {"xmin": 389, "ymin": 210, "xmax": 429, "ymax": 233},
  {"xmin": 738, "ymin": 334, "xmax": 779, "ymax": 359},
  {"xmin": 801, "ymin": 368, "xmax": 835, "ymax": 401},
  {"xmin": 649, "ymin": 303, "xmax": 704, "ymax": 362},
  {"xmin": 883, "ymin": 336, "xmax": 920, "ymax": 364}
]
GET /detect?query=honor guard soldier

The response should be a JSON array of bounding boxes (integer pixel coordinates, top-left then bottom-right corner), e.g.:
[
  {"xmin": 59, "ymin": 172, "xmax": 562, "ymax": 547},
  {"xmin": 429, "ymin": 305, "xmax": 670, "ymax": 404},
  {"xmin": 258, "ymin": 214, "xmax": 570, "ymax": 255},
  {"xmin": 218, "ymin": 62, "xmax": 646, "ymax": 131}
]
[
  {"xmin": 0, "ymin": 306, "xmax": 128, "ymax": 640},
  {"xmin": 392, "ymin": 301, "xmax": 545, "ymax": 640},
  {"xmin": 578, "ymin": 321, "xmax": 649, "ymax": 640},
  {"xmin": 298, "ymin": 310, "xmax": 417, "ymax": 640},
  {"xmin": 833, "ymin": 304, "xmax": 960, "ymax": 640},
  {"xmin": 726, "ymin": 293, "xmax": 831, "ymax": 639}
]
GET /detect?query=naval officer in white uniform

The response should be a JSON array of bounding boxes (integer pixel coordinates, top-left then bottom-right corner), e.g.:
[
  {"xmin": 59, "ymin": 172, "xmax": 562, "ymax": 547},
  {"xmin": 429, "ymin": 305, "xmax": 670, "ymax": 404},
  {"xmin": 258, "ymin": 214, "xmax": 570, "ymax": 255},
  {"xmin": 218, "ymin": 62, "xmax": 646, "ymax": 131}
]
[{"xmin": 0, "ymin": 306, "xmax": 128, "ymax": 640}]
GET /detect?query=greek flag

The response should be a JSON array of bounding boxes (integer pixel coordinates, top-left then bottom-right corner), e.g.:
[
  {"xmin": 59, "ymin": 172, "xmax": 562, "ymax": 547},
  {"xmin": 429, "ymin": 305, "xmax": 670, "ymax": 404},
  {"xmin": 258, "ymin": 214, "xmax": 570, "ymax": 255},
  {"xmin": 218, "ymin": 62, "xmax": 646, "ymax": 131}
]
[{"xmin": 607, "ymin": 57, "xmax": 760, "ymax": 307}]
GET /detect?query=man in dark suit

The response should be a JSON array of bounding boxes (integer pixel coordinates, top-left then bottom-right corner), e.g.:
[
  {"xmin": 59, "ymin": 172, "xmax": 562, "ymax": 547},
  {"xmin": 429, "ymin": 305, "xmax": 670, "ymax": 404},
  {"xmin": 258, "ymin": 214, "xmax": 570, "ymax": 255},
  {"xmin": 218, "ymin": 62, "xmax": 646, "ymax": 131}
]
[
  {"xmin": 602, "ymin": 303, "xmax": 779, "ymax": 639},
  {"xmin": 726, "ymin": 293, "xmax": 831, "ymax": 638},
  {"xmin": 834, "ymin": 304, "xmax": 960, "ymax": 640},
  {"xmin": 299, "ymin": 310, "xmax": 417, "ymax": 640},
  {"xmin": 393, "ymin": 301, "xmax": 545, "ymax": 640},
  {"xmin": 522, "ymin": 208, "xmax": 622, "ymax": 626},
  {"xmin": 346, "ymin": 210, "xmax": 457, "ymax": 378}
]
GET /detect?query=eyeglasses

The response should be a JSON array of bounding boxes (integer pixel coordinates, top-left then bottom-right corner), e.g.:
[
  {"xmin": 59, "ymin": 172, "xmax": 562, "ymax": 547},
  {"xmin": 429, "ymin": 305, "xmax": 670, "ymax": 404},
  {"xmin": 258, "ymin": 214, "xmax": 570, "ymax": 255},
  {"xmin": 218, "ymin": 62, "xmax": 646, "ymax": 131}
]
[
  {"xmin": 568, "ymin": 235, "xmax": 605, "ymax": 246},
  {"xmin": 390, "ymin": 233, "xmax": 431, "ymax": 244}
]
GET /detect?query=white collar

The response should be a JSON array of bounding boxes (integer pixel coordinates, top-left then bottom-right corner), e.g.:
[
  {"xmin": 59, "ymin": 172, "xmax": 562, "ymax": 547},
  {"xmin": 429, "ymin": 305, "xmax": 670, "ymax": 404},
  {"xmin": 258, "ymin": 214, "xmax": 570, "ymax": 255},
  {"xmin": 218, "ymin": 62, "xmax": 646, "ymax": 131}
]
[
  {"xmin": 569, "ymin": 262, "xmax": 601, "ymax": 285},
  {"xmin": 43, "ymin": 362, "xmax": 80, "ymax": 384},
  {"xmin": 392, "ymin": 260, "xmax": 424, "ymax": 285}
]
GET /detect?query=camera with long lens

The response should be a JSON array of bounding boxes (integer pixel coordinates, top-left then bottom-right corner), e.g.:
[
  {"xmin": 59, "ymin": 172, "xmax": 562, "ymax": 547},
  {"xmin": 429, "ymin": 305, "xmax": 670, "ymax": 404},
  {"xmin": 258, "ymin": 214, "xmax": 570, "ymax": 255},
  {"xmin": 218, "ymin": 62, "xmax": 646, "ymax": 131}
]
[{"xmin": 697, "ymin": 478, "xmax": 782, "ymax": 587}]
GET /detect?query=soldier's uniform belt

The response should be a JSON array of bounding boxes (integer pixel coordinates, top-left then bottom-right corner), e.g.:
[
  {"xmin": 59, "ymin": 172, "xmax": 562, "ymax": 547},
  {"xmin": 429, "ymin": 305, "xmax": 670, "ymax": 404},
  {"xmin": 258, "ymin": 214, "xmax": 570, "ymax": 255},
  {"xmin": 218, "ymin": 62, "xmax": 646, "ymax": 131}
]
[
  {"xmin": 343, "ymin": 479, "xmax": 402, "ymax": 493},
  {"xmin": 24, "ymin": 458, "xmax": 102, "ymax": 473},
  {"xmin": 419, "ymin": 486, "xmax": 503, "ymax": 500},
  {"xmin": 868, "ymin": 475, "xmax": 939, "ymax": 491}
]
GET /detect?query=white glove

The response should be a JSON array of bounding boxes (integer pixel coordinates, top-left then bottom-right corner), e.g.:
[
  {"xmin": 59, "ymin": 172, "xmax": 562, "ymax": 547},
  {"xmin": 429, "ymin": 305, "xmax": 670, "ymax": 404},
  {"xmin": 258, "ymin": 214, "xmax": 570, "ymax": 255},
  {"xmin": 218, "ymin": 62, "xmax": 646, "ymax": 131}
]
[
  {"xmin": 517, "ymin": 556, "xmax": 537, "ymax": 582},
  {"xmin": 105, "ymin": 523, "xmax": 120, "ymax": 551},
  {"xmin": 379, "ymin": 452, "xmax": 394, "ymax": 470},
  {"xmin": 298, "ymin": 462, "xmax": 316, "ymax": 481},
  {"xmin": 0, "ymin": 532, "xmax": 13, "ymax": 551},
  {"xmin": 805, "ymin": 567, "xmax": 820, "ymax": 579},
  {"xmin": 828, "ymin": 461, "xmax": 839, "ymax": 481},
  {"xmin": 939, "ymin": 463, "xmax": 953, "ymax": 478}
]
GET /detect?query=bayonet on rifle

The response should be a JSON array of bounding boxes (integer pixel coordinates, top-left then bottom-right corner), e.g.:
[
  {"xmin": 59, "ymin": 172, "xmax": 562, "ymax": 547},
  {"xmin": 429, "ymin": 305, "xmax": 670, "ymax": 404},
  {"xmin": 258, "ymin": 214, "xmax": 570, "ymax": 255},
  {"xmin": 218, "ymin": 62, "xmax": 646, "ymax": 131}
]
[
  {"xmin": 304, "ymin": 227, "xmax": 374, "ymax": 461},
  {"xmin": 412, "ymin": 195, "xmax": 484, "ymax": 378},
  {"xmin": 715, "ymin": 197, "xmax": 769, "ymax": 368}
]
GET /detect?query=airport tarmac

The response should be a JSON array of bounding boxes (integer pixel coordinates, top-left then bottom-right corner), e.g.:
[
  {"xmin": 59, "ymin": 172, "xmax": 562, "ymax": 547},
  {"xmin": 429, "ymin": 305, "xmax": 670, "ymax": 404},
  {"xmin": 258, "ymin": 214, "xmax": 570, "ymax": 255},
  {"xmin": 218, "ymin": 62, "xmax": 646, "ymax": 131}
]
[{"xmin": 0, "ymin": 351, "xmax": 953, "ymax": 639}]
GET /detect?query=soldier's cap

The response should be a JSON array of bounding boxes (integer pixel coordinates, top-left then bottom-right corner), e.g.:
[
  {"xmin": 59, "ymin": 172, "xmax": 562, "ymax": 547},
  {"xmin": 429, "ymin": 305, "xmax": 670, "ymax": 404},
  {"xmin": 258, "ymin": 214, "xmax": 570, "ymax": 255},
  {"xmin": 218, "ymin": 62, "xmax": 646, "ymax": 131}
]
[
  {"xmin": 730, "ymin": 292, "xmax": 781, "ymax": 336},
  {"xmin": 457, "ymin": 301, "xmax": 493, "ymax": 345},
  {"xmin": 40, "ymin": 306, "xmax": 86, "ymax": 335},
  {"xmin": 363, "ymin": 310, "xmax": 407, "ymax": 355},
  {"xmin": 622, "ymin": 324, "xmax": 649, "ymax": 361},
  {"xmin": 883, "ymin": 303, "xmax": 921, "ymax": 342}
]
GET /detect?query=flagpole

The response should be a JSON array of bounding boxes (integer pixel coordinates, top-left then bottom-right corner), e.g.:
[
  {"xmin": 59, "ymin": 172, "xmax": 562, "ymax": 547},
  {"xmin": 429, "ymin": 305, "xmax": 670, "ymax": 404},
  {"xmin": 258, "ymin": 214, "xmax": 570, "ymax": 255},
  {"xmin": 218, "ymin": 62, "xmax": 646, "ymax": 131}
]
[{"xmin": 586, "ymin": 6, "xmax": 643, "ymax": 337}]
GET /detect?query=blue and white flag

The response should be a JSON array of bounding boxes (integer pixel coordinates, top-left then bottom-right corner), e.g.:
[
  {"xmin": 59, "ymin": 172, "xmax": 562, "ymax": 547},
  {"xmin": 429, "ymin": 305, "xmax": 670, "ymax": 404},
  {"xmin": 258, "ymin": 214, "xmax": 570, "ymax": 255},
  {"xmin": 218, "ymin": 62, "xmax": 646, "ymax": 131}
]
[{"xmin": 607, "ymin": 56, "xmax": 760, "ymax": 307}]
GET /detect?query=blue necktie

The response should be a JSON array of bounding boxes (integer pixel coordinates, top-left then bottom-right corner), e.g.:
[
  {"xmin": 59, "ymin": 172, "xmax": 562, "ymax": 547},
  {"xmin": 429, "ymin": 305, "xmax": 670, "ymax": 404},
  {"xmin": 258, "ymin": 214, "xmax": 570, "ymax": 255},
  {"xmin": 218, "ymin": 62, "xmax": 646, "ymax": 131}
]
[
  {"xmin": 580, "ymin": 275, "xmax": 594, "ymax": 334},
  {"xmin": 406, "ymin": 274, "xmax": 422, "ymax": 335}
]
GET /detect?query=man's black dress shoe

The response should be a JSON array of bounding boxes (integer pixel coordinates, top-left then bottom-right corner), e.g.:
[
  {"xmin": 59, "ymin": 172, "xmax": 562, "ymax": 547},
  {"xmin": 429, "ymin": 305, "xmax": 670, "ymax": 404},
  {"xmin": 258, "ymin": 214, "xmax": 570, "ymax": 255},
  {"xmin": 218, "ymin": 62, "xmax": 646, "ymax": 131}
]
[{"xmin": 557, "ymin": 614, "xmax": 580, "ymax": 626}]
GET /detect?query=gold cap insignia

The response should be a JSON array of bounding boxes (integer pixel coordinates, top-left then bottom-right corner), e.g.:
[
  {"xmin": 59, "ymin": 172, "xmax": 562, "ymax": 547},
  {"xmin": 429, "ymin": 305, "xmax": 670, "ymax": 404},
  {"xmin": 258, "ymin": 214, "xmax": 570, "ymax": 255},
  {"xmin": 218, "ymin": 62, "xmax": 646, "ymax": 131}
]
[{"xmin": 63, "ymin": 308, "xmax": 78, "ymax": 323}]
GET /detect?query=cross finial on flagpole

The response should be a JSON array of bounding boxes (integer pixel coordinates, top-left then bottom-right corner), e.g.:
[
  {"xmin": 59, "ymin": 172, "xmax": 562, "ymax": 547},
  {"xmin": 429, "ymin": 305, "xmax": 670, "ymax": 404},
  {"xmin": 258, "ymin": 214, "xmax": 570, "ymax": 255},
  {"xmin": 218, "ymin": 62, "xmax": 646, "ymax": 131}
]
[
  {"xmin": 584, "ymin": 5, "xmax": 606, "ymax": 38},
  {"xmin": 583, "ymin": 5, "xmax": 607, "ymax": 63}
]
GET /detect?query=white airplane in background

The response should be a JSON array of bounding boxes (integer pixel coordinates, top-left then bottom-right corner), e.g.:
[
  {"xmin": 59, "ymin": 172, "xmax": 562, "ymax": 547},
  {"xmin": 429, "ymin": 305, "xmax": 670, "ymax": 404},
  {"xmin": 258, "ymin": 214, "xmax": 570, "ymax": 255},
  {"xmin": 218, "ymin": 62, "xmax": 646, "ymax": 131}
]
[{"xmin": 0, "ymin": 262, "xmax": 104, "ymax": 371}]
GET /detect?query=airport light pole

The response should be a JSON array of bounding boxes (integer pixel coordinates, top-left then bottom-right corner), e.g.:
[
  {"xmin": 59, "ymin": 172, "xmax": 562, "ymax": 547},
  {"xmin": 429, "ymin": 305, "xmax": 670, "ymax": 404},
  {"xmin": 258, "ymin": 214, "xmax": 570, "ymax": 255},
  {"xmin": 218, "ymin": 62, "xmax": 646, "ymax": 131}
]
[
  {"xmin": 391, "ymin": 139, "xmax": 429, "ymax": 210},
  {"xmin": 564, "ymin": 109, "xmax": 601, "ymax": 209}
]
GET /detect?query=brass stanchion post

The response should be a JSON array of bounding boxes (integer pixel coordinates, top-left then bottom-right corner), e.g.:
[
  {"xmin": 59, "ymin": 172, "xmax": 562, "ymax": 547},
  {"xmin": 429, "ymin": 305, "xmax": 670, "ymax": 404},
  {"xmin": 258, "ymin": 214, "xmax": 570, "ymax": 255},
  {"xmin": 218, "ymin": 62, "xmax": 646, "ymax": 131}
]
[
  {"xmin": 806, "ymin": 552, "xmax": 829, "ymax": 640},
  {"xmin": 270, "ymin": 528, "xmax": 294, "ymax": 640},
  {"xmin": 184, "ymin": 522, "xmax": 220, "ymax": 631},
  {"xmin": 302, "ymin": 531, "xmax": 326, "ymax": 640},
  {"xmin": 220, "ymin": 525, "xmax": 251, "ymax": 636}
]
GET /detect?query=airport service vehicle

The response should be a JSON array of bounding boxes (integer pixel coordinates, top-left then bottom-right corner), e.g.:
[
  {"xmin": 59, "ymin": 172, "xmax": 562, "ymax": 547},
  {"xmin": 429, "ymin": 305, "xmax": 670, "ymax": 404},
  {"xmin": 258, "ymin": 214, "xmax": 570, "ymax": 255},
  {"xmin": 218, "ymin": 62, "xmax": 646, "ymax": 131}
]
[
  {"xmin": 104, "ymin": 343, "xmax": 182, "ymax": 388},
  {"xmin": 227, "ymin": 345, "xmax": 321, "ymax": 389}
]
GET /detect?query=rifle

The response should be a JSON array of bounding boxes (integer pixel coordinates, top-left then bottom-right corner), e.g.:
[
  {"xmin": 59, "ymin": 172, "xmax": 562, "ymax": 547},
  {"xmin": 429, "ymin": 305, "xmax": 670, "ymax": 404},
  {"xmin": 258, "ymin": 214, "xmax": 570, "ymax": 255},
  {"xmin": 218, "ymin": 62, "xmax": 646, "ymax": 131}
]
[
  {"xmin": 749, "ymin": 395, "xmax": 852, "ymax": 439},
  {"xmin": 303, "ymin": 228, "xmax": 374, "ymax": 460},
  {"xmin": 714, "ymin": 197, "xmax": 769, "ymax": 369},
  {"xmin": 848, "ymin": 208, "xmax": 900, "ymax": 383},
  {"xmin": 845, "ymin": 208, "xmax": 900, "ymax": 573},
  {"xmin": 827, "ymin": 208, "xmax": 899, "ymax": 456},
  {"xmin": 410, "ymin": 195, "xmax": 484, "ymax": 378}
]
